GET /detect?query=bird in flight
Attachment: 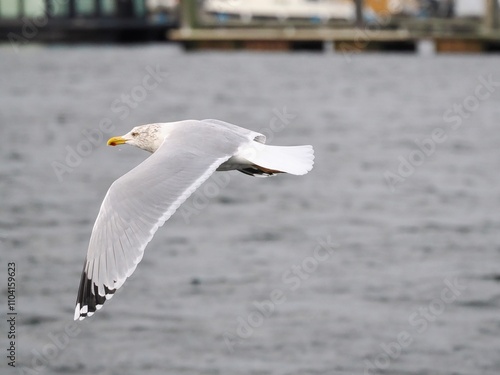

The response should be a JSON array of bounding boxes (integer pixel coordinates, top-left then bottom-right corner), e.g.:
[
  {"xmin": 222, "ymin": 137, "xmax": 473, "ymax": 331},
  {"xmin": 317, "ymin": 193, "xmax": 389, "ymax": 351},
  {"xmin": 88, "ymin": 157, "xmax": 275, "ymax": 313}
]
[{"xmin": 74, "ymin": 119, "xmax": 314, "ymax": 320}]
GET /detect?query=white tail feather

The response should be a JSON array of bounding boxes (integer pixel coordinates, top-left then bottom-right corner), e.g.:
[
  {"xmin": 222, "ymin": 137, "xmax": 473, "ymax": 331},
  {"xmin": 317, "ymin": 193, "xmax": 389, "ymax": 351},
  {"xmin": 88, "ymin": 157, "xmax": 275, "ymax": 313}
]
[{"xmin": 243, "ymin": 143, "xmax": 314, "ymax": 175}]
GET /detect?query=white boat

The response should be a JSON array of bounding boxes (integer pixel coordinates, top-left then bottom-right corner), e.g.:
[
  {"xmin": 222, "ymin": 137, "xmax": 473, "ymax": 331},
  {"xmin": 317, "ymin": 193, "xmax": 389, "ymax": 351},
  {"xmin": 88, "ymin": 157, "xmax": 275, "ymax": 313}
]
[
  {"xmin": 147, "ymin": 0, "xmax": 179, "ymax": 12},
  {"xmin": 203, "ymin": 0, "xmax": 356, "ymax": 22}
]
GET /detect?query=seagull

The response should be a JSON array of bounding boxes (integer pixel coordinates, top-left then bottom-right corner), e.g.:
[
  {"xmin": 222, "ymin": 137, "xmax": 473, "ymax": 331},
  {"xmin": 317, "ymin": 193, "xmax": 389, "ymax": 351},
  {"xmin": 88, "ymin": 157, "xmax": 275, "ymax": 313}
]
[{"xmin": 74, "ymin": 119, "xmax": 314, "ymax": 320}]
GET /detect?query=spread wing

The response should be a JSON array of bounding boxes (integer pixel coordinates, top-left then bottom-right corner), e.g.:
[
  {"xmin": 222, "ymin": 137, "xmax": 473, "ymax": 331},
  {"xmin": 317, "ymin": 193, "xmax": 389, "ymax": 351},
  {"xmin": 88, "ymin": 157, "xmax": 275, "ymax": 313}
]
[{"xmin": 75, "ymin": 122, "xmax": 247, "ymax": 320}]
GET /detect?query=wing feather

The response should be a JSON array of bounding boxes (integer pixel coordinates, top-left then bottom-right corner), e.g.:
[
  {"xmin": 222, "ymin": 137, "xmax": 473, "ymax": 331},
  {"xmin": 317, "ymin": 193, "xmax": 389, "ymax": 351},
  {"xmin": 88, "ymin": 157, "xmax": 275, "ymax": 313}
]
[
  {"xmin": 75, "ymin": 122, "xmax": 247, "ymax": 320},
  {"xmin": 202, "ymin": 119, "xmax": 266, "ymax": 143}
]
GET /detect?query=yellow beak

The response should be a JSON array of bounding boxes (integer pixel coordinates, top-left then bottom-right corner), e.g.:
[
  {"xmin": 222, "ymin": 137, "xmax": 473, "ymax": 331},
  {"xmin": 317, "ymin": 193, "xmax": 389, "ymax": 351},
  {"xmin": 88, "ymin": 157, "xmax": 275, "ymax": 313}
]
[{"xmin": 107, "ymin": 136, "xmax": 127, "ymax": 146}]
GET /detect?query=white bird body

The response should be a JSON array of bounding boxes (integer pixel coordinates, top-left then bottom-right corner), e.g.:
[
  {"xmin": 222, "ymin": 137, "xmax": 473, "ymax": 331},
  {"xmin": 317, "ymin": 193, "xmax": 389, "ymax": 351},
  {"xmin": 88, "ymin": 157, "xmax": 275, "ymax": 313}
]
[{"xmin": 75, "ymin": 119, "xmax": 314, "ymax": 320}]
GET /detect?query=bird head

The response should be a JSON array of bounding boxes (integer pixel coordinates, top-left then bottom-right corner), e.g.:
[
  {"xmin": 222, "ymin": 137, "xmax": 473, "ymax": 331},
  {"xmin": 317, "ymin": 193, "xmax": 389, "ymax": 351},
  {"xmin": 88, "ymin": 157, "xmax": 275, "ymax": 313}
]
[{"xmin": 107, "ymin": 124, "xmax": 163, "ymax": 153}]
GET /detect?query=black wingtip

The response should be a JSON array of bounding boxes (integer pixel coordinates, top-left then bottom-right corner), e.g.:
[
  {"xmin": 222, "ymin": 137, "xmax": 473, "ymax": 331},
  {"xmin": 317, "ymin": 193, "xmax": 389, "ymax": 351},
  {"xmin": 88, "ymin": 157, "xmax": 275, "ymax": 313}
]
[
  {"xmin": 237, "ymin": 164, "xmax": 283, "ymax": 177},
  {"xmin": 74, "ymin": 263, "xmax": 116, "ymax": 321}
]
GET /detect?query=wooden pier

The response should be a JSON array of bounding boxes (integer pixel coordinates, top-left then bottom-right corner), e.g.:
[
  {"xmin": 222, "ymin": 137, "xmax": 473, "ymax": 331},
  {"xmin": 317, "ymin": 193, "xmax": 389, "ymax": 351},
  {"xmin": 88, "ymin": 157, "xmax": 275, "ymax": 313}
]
[
  {"xmin": 171, "ymin": 27, "xmax": 417, "ymax": 52},
  {"xmin": 170, "ymin": 0, "xmax": 500, "ymax": 53}
]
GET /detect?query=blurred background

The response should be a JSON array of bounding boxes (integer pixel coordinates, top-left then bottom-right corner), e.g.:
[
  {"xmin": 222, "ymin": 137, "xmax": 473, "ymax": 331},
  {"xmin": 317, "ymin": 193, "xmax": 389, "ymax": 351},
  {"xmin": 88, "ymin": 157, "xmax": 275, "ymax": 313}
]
[
  {"xmin": 0, "ymin": 0, "xmax": 499, "ymax": 50},
  {"xmin": 1, "ymin": 1, "xmax": 500, "ymax": 375}
]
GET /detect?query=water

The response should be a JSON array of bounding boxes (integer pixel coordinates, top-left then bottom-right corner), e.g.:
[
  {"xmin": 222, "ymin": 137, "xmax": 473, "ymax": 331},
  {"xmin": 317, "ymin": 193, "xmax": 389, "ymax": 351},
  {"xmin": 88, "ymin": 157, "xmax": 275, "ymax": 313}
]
[{"xmin": 1, "ymin": 45, "xmax": 500, "ymax": 375}]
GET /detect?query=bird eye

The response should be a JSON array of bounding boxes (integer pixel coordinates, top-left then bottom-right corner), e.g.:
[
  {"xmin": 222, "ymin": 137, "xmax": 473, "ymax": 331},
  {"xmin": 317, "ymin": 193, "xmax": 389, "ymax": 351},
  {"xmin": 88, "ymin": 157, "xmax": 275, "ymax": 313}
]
[{"xmin": 131, "ymin": 132, "xmax": 139, "ymax": 137}]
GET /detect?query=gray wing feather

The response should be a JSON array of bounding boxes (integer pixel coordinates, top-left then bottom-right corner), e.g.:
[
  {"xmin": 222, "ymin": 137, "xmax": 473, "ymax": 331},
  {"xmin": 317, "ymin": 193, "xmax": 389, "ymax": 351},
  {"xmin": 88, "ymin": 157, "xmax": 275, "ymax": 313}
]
[{"xmin": 202, "ymin": 119, "xmax": 266, "ymax": 143}]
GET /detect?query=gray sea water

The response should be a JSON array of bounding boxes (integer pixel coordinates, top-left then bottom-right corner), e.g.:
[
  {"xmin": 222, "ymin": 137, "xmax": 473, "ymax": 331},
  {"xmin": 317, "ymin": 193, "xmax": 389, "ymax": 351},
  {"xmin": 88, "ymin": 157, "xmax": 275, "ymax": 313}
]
[{"xmin": 1, "ymin": 44, "xmax": 500, "ymax": 375}]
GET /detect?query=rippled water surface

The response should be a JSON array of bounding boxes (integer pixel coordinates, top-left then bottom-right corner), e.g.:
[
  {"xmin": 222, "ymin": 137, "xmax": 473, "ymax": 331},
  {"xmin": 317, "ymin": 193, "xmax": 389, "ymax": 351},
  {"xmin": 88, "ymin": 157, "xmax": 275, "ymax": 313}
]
[{"xmin": 1, "ymin": 45, "xmax": 499, "ymax": 375}]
